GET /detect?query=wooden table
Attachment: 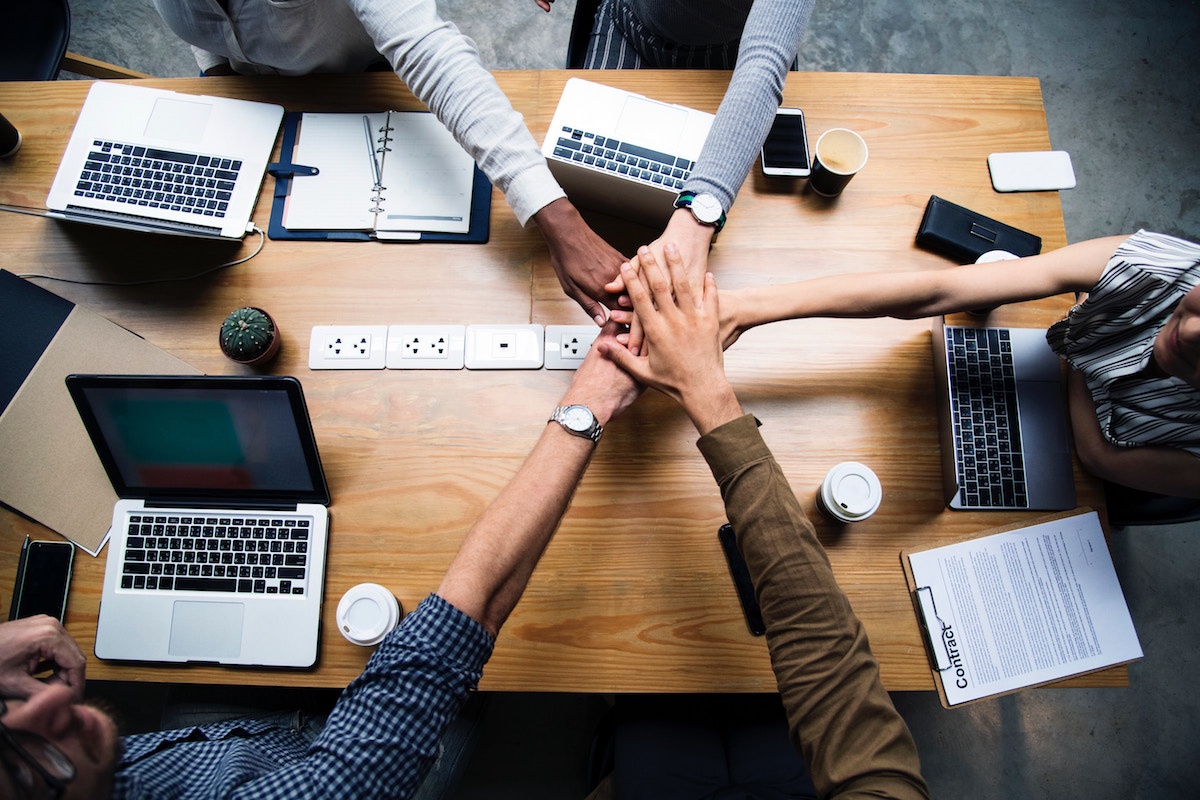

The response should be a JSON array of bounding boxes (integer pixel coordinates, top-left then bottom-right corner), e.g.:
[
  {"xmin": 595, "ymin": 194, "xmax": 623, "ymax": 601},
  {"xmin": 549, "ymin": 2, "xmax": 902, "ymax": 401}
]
[{"xmin": 0, "ymin": 70, "xmax": 1123, "ymax": 692}]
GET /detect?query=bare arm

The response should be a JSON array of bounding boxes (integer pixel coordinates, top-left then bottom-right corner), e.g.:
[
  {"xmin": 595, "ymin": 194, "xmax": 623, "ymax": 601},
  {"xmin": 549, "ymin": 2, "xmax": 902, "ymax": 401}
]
[
  {"xmin": 436, "ymin": 322, "xmax": 640, "ymax": 636},
  {"xmin": 717, "ymin": 235, "xmax": 1128, "ymax": 347},
  {"xmin": 1066, "ymin": 370, "xmax": 1200, "ymax": 497}
]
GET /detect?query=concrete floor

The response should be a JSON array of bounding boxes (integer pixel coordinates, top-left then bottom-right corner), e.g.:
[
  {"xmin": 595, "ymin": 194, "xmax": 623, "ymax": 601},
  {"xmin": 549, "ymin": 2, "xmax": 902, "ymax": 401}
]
[{"xmin": 63, "ymin": 1, "xmax": 1200, "ymax": 798}]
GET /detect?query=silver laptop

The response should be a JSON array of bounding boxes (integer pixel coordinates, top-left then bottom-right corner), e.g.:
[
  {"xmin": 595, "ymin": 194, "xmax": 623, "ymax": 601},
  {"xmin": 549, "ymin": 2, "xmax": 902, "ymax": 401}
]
[
  {"xmin": 541, "ymin": 78, "xmax": 713, "ymax": 225},
  {"xmin": 66, "ymin": 375, "xmax": 330, "ymax": 668},
  {"xmin": 47, "ymin": 82, "xmax": 283, "ymax": 240},
  {"xmin": 931, "ymin": 319, "xmax": 1076, "ymax": 511}
]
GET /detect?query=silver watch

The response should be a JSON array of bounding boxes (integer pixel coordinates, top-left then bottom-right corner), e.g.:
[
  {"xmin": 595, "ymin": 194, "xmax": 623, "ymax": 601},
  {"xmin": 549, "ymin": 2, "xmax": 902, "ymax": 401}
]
[{"xmin": 549, "ymin": 405, "xmax": 602, "ymax": 443}]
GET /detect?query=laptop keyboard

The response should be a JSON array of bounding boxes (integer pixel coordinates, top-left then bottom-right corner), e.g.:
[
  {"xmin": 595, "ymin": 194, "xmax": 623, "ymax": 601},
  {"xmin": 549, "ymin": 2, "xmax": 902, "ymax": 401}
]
[
  {"xmin": 945, "ymin": 327, "xmax": 1029, "ymax": 508},
  {"xmin": 552, "ymin": 127, "xmax": 692, "ymax": 191},
  {"xmin": 74, "ymin": 140, "xmax": 242, "ymax": 218},
  {"xmin": 120, "ymin": 513, "xmax": 312, "ymax": 596}
]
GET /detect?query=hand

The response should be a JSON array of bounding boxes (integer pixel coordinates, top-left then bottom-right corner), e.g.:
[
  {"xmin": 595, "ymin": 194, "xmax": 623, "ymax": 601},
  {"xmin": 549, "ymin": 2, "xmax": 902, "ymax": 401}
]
[
  {"xmin": 533, "ymin": 198, "xmax": 627, "ymax": 325},
  {"xmin": 0, "ymin": 616, "xmax": 87, "ymax": 701},
  {"xmin": 532, "ymin": 0, "xmax": 554, "ymax": 11},
  {"xmin": 606, "ymin": 208, "xmax": 717, "ymax": 353},
  {"xmin": 599, "ymin": 243, "xmax": 742, "ymax": 435},
  {"xmin": 560, "ymin": 319, "xmax": 643, "ymax": 426}
]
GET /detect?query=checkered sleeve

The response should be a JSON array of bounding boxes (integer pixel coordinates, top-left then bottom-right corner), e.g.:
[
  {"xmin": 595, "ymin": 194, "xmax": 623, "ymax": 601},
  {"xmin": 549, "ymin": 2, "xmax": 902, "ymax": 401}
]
[{"xmin": 242, "ymin": 594, "xmax": 494, "ymax": 799}]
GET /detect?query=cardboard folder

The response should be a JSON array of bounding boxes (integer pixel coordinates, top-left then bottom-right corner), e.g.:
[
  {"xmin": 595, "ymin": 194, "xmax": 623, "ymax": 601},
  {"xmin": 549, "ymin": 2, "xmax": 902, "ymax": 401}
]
[{"xmin": 0, "ymin": 271, "xmax": 198, "ymax": 554}]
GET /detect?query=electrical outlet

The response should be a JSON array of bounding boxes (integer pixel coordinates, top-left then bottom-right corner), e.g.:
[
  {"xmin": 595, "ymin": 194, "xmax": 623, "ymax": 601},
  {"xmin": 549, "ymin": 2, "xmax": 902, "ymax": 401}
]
[
  {"xmin": 464, "ymin": 324, "xmax": 544, "ymax": 369},
  {"xmin": 544, "ymin": 325, "xmax": 600, "ymax": 370},
  {"xmin": 308, "ymin": 325, "xmax": 387, "ymax": 369},
  {"xmin": 386, "ymin": 325, "xmax": 466, "ymax": 369}
]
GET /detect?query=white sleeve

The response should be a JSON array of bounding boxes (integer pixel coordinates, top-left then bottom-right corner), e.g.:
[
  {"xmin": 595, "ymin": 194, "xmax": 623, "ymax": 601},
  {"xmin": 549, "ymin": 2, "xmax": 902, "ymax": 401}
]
[{"xmin": 342, "ymin": 0, "xmax": 564, "ymax": 224}]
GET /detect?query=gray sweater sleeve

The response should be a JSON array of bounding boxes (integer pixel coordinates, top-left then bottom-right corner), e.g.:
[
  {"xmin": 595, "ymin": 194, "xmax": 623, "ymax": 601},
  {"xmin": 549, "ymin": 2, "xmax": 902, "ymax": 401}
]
[{"xmin": 683, "ymin": 0, "xmax": 816, "ymax": 213}]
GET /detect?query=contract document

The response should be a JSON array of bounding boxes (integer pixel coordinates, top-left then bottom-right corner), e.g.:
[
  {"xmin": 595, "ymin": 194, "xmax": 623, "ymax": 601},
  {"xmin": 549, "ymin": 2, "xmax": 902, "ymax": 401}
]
[{"xmin": 904, "ymin": 510, "xmax": 1142, "ymax": 706}]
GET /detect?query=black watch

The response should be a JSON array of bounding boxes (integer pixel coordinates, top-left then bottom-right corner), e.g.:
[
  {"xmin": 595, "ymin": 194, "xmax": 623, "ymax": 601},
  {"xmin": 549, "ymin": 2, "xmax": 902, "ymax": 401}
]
[
  {"xmin": 674, "ymin": 191, "xmax": 727, "ymax": 233},
  {"xmin": 549, "ymin": 405, "xmax": 603, "ymax": 443}
]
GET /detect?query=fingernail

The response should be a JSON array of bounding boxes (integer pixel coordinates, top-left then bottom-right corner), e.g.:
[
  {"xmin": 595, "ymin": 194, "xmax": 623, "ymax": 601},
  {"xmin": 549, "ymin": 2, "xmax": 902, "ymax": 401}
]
[{"xmin": 594, "ymin": 314, "xmax": 605, "ymax": 325}]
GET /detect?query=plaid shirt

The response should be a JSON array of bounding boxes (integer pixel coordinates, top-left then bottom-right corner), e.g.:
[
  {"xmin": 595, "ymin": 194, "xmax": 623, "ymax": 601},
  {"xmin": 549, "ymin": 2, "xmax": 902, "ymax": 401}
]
[{"xmin": 111, "ymin": 595, "xmax": 494, "ymax": 799}]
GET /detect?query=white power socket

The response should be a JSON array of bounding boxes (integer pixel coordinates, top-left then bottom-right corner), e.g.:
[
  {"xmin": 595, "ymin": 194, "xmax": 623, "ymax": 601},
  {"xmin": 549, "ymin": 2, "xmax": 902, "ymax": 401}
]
[
  {"xmin": 386, "ymin": 325, "xmax": 466, "ymax": 369},
  {"xmin": 464, "ymin": 324, "xmax": 544, "ymax": 369},
  {"xmin": 308, "ymin": 325, "xmax": 387, "ymax": 369},
  {"xmin": 544, "ymin": 325, "xmax": 600, "ymax": 370}
]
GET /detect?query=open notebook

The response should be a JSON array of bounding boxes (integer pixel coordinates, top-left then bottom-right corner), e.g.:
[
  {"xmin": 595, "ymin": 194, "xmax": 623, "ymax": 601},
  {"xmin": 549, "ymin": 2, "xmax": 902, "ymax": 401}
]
[{"xmin": 272, "ymin": 111, "xmax": 485, "ymax": 241}]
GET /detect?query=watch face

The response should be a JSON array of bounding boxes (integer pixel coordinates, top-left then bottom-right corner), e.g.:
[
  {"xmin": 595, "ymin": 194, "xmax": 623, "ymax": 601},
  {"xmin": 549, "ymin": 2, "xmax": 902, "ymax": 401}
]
[
  {"xmin": 691, "ymin": 193, "xmax": 723, "ymax": 224},
  {"xmin": 561, "ymin": 405, "xmax": 593, "ymax": 431}
]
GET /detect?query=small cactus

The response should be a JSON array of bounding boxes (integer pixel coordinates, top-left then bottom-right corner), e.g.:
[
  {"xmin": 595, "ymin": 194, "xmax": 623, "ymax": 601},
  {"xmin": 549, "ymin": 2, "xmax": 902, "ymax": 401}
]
[{"xmin": 219, "ymin": 306, "xmax": 280, "ymax": 364}]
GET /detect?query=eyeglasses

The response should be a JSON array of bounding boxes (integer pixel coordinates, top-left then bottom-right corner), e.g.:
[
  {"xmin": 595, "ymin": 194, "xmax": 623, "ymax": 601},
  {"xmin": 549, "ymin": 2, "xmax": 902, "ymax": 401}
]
[{"xmin": 0, "ymin": 697, "xmax": 77, "ymax": 800}]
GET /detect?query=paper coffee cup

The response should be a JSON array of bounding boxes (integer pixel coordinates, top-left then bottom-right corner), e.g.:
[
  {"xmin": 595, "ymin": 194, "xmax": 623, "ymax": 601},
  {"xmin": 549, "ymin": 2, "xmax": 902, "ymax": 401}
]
[
  {"xmin": 0, "ymin": 112, "xmax": 21, "ymax": 159},
  {"xmin": 817, "ymin": 462, "xmax": 882, "ymax": 523},
  {"xmin": 808, "ymin": 128, "xmax": 868, "ymax": 197},
  {"xmin": 336, "ymin": 583, "xmax": 402, "ymax": 646}
]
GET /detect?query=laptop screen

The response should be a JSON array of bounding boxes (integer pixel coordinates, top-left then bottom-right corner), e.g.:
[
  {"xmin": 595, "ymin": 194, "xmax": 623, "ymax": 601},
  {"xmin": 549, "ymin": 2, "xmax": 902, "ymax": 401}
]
[{"xmin": 66, "ymin": 375, "xmax": 330, "ymax": 505}]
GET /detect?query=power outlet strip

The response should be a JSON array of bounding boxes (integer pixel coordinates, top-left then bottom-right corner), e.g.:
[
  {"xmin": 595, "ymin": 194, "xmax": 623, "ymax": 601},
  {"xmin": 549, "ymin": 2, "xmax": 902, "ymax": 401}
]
[
  {"xmin": 544, "ymin": 325, "xmax": 600, "ymax": 370},
  {"xmin": 308, "ymin": 325, "xmax": 387, "ymax": 369},
  {"xmin": 386, "ymin": 325, "xmax": 467, "ymax": 369},
  {"xmin": 464, "ymin": 324, "xmax": 544, "ymax": 369}
]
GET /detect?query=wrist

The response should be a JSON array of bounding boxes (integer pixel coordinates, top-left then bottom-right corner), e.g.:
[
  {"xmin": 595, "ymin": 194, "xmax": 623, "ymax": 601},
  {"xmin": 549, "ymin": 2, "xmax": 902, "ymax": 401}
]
[{"xmin": 681, "ymin": 381, "xmax": 743, "ymax": 436}]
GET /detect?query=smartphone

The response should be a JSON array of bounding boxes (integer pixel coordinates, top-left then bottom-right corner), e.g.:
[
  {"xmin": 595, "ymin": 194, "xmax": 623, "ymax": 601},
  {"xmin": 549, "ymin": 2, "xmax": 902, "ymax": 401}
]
[
  {"xmin": 760, "ymin": 107, "xmax": 810, "ymax": 178},
  {"xmin": 988, "ymin": 150, "xmax": 1076, "ymax": 192},
  {"xmin": 717, "ymin": 524, "xmax": 766, "ymax": 636},
  {"xmin": 9, "ymin": 537, "xmax": 75, "ymax": 623}
]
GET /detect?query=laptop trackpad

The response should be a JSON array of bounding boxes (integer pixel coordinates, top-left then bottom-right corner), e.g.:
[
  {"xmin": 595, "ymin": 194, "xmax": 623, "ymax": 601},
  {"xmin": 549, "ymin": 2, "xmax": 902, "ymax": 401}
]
[{"xmin": 169, "ymin": 601, "xmax": 244, "ymax": 659}]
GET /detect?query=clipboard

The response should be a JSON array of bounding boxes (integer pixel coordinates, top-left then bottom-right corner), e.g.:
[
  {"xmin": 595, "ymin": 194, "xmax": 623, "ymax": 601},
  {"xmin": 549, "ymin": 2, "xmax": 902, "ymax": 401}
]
[
  {"xmin": 901, "ymin": 509, "xmax": 1142, "ymax": 708},
  {"xmin": 266, "ymin": 111, "xmax": 491, "ymax": 243}
]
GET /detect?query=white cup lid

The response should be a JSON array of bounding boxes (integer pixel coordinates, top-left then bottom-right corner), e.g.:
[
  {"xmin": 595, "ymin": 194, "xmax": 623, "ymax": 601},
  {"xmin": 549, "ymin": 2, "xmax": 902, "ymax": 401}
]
[
  {"xmin": 336, "ymin": 583, "xmax": 401, "ymax": 646},
  {"xmin": 821, "ymin": 462, "xmax": 882, "ymax": 521},
  {"xmin": 975, "ymin": 249, "xmax": 1019, "ymax": 263}
]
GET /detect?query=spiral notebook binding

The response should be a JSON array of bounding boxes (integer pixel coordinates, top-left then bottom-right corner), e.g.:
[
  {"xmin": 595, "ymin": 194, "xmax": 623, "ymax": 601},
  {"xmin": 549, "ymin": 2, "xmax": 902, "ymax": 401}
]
[{"xmin": 366, "ymin": 118, "xmax": 395, "ymax": 214}]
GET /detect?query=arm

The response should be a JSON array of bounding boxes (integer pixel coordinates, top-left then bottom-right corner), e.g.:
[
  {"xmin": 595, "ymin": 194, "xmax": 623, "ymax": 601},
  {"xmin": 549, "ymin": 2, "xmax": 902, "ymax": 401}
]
[
  {"xmin": 0, "ymin": 615, "xmax": 87, "ymax": 701},
  {"xmin": 1066, "ymin": 369, "xmax": 1200, "ymax": 497},
  {"xmin": 288, "ymin": 323, "xmax": 640, "ymax": 798},
  {"xmin": 600, "ymin": 245, "xmax": 929, "ymax": 799},
  {"xmin": 436, "ymin": 320, "xmax": 641, "ymax": 635},
  {"xmin": 347, "ymin": 0, "xmax": 625, "ymax": 322},
  {"xmin": 713, "ymin": 235, "xmax": 1128, "ymax": 348},
  {"xmin": 602, "ymin": 0, "xmax": 815, "ymax": 320}
]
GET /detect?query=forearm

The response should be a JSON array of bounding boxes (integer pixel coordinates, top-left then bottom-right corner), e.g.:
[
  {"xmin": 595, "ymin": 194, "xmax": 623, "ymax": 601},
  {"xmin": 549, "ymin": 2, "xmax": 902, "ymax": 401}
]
[
  {"xmin": 1067, "ymin": 370, "xmax": 1200, "ymax": 497},
  {"xmin": 347, "ymin": 0, "xmax": 563, "ymax": 223},
  {"xmin": 436, "ymin": 424, "xmax": 596, "ymax": 636},
  {"xmin": 683, "ymin": 0, "xmax": 814, "ymax": 210},
  {"xmin": 698, "ymin": 416, "xmax": 928, "ymax": 799}
]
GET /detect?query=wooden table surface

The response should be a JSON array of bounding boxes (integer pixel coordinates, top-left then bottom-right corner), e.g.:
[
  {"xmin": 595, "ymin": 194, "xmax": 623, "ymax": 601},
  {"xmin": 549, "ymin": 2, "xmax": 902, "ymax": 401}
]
[{"xmin": 0, "ymin": 70, "xmax": 1123, "ymax": 692}]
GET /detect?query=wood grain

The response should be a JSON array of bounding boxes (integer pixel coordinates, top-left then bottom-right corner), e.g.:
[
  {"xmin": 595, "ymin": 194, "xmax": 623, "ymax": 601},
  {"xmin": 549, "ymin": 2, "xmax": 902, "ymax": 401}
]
[{"xmin": 0, "ymin": 71, "xmax": 1124, "ymax": 692}]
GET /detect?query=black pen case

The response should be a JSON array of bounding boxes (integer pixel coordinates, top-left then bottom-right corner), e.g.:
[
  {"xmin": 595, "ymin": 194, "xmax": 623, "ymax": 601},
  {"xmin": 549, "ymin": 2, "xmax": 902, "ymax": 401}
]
[{"xmin": 915, "ymin": 195, "xmax": 1042, "ymax": 263}]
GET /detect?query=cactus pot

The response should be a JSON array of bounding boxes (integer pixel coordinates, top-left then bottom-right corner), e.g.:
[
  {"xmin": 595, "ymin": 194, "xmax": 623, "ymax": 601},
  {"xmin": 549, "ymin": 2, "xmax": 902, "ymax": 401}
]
[{"xmin": 219, "ymin": 306, "xmax": 281, "ymax": 365}]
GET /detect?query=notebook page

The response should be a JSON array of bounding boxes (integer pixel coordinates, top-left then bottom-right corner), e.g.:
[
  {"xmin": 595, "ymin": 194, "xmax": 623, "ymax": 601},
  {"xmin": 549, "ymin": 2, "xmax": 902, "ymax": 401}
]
[
  {"xmin": 375, "ymin": 112, "xmax": 473, "ymax": 235},
  {"xmin": 283, "ymin": 113, "xmax": 387, "ymax": 231}
]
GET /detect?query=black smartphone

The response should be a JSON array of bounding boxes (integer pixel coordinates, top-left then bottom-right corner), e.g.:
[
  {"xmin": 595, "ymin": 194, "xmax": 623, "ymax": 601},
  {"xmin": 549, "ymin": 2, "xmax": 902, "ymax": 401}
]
[
  {"xmin": 717, "ymin": 524, "xmax": 765, "ymax": 636},
  {"xmin": 760, "ymin": 107, "xmax": 810, "ymax": 178},
  {"xmin": 9, "ymin": 536, "xmax": 75, "ymax": 623}
]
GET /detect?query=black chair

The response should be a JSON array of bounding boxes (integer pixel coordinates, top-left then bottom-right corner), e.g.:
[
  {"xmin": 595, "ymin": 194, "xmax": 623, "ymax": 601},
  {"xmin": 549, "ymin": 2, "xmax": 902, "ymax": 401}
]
[
  {"xmin": 1104, "ymin": 480, "xmax": 1200, "ymax": 527},
  {"xmin": 1, "ymin": 0, "xmax": 147, "ymax": 81},
  {"xmin": 566, "ymin": 0, "xmax": 601, "ymax": 68}
]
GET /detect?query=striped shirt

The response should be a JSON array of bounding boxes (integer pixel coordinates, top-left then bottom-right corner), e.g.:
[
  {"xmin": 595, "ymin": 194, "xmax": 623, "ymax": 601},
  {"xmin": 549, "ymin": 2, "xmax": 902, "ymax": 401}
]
[
  {"xmin": 111, "ymin": 595, "xmax": 493, "ymax": 799},
  {"xmin": 1046, "ymin": 230, "xmax": 1200, "ymax": 455}
]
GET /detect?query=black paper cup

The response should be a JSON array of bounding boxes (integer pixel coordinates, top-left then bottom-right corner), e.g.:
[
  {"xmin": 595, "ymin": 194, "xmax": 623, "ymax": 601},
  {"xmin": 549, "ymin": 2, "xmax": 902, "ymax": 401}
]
[
  {"xmin": 0, "ymin": 112, "xmax": 21, "ymax": 158},
  {"xmin": 809, "ymin": 128, "xmax": 868, "ymax": 197}
]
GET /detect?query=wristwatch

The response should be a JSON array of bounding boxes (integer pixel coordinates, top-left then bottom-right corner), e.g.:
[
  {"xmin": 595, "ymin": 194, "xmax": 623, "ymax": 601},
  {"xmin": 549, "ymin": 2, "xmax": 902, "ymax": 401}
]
[
  {"xmin": 549, "ymin": 405, "xmax": 603, "ymax": 443},
  {"xmin": 674, "ymin": 191, "xmax": 727, "ymax": 234}
]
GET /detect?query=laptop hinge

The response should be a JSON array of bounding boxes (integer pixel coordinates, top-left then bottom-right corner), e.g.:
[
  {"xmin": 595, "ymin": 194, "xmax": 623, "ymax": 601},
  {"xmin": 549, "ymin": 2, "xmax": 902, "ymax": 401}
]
[{"xmin": 142, "ymin": 499, "xmax": 301, "ymax": 512}]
